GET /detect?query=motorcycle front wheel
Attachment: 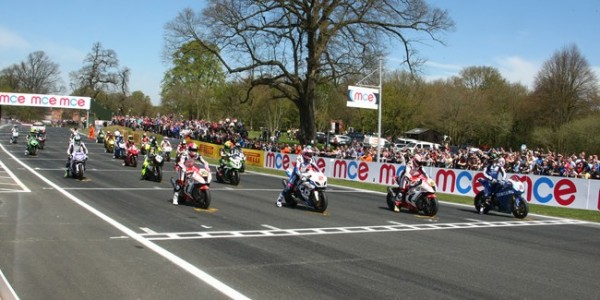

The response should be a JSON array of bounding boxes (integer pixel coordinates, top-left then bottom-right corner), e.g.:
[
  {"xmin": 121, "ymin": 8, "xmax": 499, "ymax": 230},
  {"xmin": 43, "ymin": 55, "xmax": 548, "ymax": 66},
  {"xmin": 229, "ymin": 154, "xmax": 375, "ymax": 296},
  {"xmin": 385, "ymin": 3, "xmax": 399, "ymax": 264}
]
[
  {"xmin": 230, "ymin": 170, "xmax": 240, "ymax": 186},
  {"xmin": 512, "ymin": 196, "xmax": 529, "ymax": 219},
  {"xmin": 419, "ymin": 195, "xmax": 438, "ymax": 217},
  {"xmin": 132, "ymin": 156, "xmax": 137, "ymax": 168},
  {"xmin": 192, "ymin": 187, "xmax": 211, "ymax": 209},
  {"xmin": 154, "ymin": 167, "xmax": 162, "ymax": 182},
  {"xmin": 312, "ymin": 190, "xmax": 328, "ymax": 213}
]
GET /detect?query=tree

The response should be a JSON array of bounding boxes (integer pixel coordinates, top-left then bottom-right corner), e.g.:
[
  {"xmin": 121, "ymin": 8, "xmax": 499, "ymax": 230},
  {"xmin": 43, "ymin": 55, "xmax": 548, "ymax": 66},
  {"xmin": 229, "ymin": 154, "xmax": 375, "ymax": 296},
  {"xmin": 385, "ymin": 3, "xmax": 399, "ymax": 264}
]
[
  {"xmin": 69, "ymin": 42, "xmax": 130, "ymax": 110},
  {"xmin": 164, "ymin": 0, "xmax": 454, "ymax": 144},
  {"xmin": 531, "ymin": 44, "xmax": 599, "ymax": 131},
  {"xmin": 0, "ymin": 51, "xmax": 63, "ymax": 120},
  {"xmin": 161, "ymin": 41, "xmax": 225, "ymax": 119}
]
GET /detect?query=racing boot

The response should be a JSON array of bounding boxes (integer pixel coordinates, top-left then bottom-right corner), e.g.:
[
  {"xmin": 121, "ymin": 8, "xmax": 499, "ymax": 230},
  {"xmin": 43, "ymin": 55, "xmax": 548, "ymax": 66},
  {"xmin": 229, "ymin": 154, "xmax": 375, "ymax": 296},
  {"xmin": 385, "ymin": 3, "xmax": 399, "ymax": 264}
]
[
  {"xmin": 64, "ymin": 169, "xmax": 70, "ymax": 178},
  {"xmin": 276, "ymin": 192, "xmax": 285, "ymax": 207},
  {"xmin": 172, "ymin": 192, "xmax": 179, "ymax": 205}
]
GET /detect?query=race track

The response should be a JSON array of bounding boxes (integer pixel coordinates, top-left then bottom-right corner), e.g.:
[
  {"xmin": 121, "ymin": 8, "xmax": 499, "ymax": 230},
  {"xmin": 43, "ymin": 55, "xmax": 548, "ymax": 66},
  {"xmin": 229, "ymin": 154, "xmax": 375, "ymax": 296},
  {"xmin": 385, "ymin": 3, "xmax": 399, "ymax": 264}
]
[{"xmin": 1, "ymin": 125, "xmax": 599, "ymax": 300}]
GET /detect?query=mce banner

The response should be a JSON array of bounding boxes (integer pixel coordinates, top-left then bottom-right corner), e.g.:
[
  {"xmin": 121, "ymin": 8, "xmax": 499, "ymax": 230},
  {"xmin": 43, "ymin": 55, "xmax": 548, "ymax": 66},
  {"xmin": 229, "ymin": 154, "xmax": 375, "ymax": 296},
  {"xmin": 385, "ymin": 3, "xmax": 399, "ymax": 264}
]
[
  {"xmin": 347, "ymin": 85, "xmax": 379, "ymax": 110},
  {"xmin": 0, "ymin": 92, "xmax": 91, "ymax": 110}
]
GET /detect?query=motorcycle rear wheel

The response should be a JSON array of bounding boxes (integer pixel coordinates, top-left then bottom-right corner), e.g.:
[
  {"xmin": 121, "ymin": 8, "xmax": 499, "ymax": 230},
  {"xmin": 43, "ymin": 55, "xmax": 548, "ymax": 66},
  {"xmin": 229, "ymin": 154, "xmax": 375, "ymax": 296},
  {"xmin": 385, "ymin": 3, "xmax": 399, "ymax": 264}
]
[
  {"xmin": 192, "ymin": 187, "xmax": 211, "ymax": 209},
  {"xmin": 386, "ymin": 189, "xmax": 396, "ymax": 211},
  {"xmin": 474, "ymin": 192, "xmax": 491, "ymax": 214}
]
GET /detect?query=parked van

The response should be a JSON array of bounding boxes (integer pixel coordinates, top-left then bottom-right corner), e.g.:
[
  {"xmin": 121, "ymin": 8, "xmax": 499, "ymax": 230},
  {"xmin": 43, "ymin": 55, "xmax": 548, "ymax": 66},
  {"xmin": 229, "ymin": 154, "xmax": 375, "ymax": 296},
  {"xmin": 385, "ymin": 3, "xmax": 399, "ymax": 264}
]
[{"xmin": 405, "ymin": 141, "xmax": 441, "ymax": 153}]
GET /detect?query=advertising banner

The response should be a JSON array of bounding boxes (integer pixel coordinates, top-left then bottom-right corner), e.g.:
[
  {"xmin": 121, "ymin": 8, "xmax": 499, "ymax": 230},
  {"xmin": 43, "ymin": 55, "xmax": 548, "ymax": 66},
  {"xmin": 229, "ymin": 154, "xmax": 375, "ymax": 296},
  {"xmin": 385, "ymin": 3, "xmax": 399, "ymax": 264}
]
[
  {"xmin": 0, "ymin": 92, "xmax": 91, "ymax": 110},
  {"xmin": 347, "ymin": 86, "xmax": 379, "ymax": 110},
  {"xmin": 263, "ymin": 152, "xmax": 600, "ymax": 211}
]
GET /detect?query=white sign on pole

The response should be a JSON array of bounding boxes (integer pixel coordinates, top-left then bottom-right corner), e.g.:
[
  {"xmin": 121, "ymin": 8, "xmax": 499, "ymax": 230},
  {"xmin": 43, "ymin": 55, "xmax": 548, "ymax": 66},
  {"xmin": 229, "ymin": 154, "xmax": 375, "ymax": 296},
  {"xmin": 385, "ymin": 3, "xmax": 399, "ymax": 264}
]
[{"xmin": 347, "ymin": 86, "xmax": 379, "ymax": 110}]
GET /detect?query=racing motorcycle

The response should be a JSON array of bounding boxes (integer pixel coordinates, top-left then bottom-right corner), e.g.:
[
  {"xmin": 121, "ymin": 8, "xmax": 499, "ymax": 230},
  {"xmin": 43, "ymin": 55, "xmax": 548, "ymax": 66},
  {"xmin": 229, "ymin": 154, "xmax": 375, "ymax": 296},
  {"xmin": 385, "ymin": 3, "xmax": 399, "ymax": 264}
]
[
  {"xmin": 35, "ymin": 130, "xmax": 46, "ymax": 149},
  {"xmin": 104, "ymin": 137, "xmax": 115, "ymax": 153},
  {"xmin": 161, "ymin": 144, "xmax": 172, "ymax": 162},
  {"xmin": 10, "ymin": 130, "xmax": 18, "ymax": 144},
  {"xmin": 170, "ymin": 165, "xmax": 212, "ymax": 209},
  {"xmin": 123, "ymin": 145, "xmax": 139, "ymax": 167},
  {"xmin": 96, "ymin": 131, "xmax": 105, "ymax": 143},
  {"xmin": 114, "ymin": 139, "xmax": 126, "ymax": 159},
  {"xmin": 281, "ymin": 166, "xmax": 328, "ymax": 213},
  {"xmin": 215, "ymin": 153, "xmax": 244, "ymax": 185},
  {"xmin": 386, "ymin": 173, "xmax": 439, "ymax": 217},
  {"xmin": 140, "ymin": 152, "xmax": 164, "ymax": 182},
  {"xmin": 25, "ymin": 137, "xmax": 39, "ymax": 156},
  {"xmin": 474, "ymin": 178, "xmax": 529, "ymax": 219},
  {"xmin": 69, "ymin": 151, "xmax": 88, "ymax": 180}
]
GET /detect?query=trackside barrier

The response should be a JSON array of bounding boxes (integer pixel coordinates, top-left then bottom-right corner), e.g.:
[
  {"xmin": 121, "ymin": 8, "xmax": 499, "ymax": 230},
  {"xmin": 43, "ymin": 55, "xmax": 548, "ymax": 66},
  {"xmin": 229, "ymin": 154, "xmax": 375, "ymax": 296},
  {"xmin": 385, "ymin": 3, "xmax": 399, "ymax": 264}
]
[{"xmin": 263, "ymin": 151, "xmax": 600, "ymax": 211}]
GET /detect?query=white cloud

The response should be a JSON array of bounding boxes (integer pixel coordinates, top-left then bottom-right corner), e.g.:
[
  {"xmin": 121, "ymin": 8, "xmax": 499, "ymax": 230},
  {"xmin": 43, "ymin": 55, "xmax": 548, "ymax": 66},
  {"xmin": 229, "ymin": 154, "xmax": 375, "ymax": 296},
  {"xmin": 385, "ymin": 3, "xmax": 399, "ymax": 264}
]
[
  {"xmin": 493, "ymin": 56, "xmax": 539, "ymax": 89},
  {"xmin": 0, "ymin": 27, "xmax": 28, "ymax": 50}
]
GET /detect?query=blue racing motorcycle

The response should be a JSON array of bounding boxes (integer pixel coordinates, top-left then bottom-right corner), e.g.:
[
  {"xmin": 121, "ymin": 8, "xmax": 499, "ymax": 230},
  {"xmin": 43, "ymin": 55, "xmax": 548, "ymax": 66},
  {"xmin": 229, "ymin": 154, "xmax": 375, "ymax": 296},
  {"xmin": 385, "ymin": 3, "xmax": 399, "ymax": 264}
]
[{"xmin": 474, "ymin": 178, "xmax": 529, "ymax": 219}]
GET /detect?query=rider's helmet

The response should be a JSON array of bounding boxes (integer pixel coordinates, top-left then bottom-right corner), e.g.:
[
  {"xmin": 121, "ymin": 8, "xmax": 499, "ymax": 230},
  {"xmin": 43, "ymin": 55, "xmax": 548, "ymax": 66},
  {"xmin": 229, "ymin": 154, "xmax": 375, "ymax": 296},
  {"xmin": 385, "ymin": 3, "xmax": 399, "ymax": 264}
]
[
  {"xmin": 301, "ymin": 146, "xmax": 314, "ymax": 164},
  {"xmin": 30, "ymin": 128, "xmax": 36, "ymax": 133},
  {"xmin": 412, "ymin": 154, "xmax": 423, "ymax": 167},
  {"xmin": 106, "ymin": 130, "xmax": 111, "ymax": 136},
  {"xmin": 127, "ymin": 135, "xmax": 134, "ymax": 142},
  {"xmin": 114, "ymin": 131, "xmax": 121, "ymax": 137},
  {"xmin": 188, "ymin": 143, "xmax": 198, "ymax": 159},
  {"xmin": 73, "ymin": 135, "xmax": 82, "ymax": 146},
  {"xmin": 224, "ymin": 141, "xmax": 232, "ymax": 150},
  {"xmin": 150, "ymin": 136, "xmax": 157, "ymax": 147},
  {"xmin": 489, "ymin": 153, "xmax": 499, "ymax": 163},
  {"xmin": 13, "ymin": 125, "xmax": 17, "ymax": 128}
]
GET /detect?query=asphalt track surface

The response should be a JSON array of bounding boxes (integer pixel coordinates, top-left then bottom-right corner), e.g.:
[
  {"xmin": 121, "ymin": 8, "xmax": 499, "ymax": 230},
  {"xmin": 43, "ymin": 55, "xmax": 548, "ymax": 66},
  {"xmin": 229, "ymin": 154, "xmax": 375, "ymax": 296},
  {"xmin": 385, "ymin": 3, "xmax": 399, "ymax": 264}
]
[{"xmin": 0, "ymin": 125, "xmax": 599, "ymax": 300}]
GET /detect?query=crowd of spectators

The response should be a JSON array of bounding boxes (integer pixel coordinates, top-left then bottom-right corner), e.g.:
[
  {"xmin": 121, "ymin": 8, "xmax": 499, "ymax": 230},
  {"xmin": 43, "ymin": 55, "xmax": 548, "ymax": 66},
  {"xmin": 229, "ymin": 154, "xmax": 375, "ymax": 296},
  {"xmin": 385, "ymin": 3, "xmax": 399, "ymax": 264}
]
[{"xmin": 109, "ymin": 114, "xmax": 600, "ymax": 180}]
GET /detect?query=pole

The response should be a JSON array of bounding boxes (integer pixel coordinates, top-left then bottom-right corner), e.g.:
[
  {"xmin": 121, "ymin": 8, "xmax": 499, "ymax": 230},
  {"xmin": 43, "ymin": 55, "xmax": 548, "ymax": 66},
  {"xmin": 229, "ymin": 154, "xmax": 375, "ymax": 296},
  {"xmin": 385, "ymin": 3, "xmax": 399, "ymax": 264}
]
[{"xmin": 376, "ymin": 57, "xmax": 383, "ymax": 162}]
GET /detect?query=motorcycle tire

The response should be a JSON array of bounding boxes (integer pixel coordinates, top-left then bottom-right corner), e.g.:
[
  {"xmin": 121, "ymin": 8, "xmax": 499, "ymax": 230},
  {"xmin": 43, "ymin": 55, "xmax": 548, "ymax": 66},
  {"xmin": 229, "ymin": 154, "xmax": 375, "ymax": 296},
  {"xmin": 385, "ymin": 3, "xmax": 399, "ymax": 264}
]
[
  {"xmin": 386, "ymin": 188, "xmax": 397, "ymax": 211},
  {"xmin": 154, "ymin": 167, "xmax": 162, "ymax": 183},
  {"xmin": 192, "ymin": 187, "xmax": 211, "ymax": 209},
  {"xmin": 215, "ymin": 169, "xmax": 224, "ymax": 183},
  {"xmin": 132, "ymin": 157, "xmax": 137, "ymax": 168},
  {"xmin": 230, "ymin": 170, "xmax": 240, "ymax": 186},
  {"xmin": 474, "ymin": 192, "xmax": 491, "ymax": 215},
  {"xmin": 312, "ymin": 191, "xmax": 328, "ymax": 213},
  {"xmin": 511, "ymin": 196, "xmax": 529, "ymax": 219},
  {"xmin": 76, "ymin": 165, "xmax": 84, "ymax": 181},
  {"xmin": 419, "ymin": 196, "xmax": 438, "ymax": 217}
]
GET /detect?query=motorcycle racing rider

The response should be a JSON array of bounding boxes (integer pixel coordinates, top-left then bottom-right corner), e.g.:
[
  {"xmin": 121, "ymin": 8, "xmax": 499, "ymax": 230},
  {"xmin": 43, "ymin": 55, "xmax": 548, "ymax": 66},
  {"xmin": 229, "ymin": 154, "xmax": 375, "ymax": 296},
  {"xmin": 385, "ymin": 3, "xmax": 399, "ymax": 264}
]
[
  {"xmin": 481, "ymin": 153, "xmax": 507, "ymax": 210},
  {"xmin": 172, "ymin": 143, "xmax": 209, "ymax": 205},
  {"xmin": 275, "ymin": 146, "xmax": 320, "ymax": 207},
  {"xmin": 217, "ymin": 141, "xmax": 234, "ymax": 177},
  {"xmin": 140, "ymin": 136, "xmax": 161, "ymax": 178},
  {"xmin": 64, "ymin": 135, "xmax": 88, "ymax": 177},
  {"xmin": 393, "ymin": 154, "xmax": 431, "ymax": 212}
]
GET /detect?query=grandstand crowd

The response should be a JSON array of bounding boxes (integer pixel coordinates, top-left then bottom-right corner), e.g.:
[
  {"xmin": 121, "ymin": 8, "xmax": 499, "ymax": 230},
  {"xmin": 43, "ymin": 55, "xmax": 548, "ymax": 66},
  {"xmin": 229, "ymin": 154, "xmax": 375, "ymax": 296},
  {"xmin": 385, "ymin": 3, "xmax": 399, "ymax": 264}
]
[{"xmin": 110, "ymin": 115, "xmax": 600, "ymax": 180}]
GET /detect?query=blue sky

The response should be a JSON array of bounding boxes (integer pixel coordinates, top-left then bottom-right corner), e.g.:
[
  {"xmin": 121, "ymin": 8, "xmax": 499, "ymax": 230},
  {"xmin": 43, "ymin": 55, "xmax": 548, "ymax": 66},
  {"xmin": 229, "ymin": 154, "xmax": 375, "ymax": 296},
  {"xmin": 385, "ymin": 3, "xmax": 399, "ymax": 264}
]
[{"xmin": 1, "ymin": 1, "xmax": 599, "ymax": 105}]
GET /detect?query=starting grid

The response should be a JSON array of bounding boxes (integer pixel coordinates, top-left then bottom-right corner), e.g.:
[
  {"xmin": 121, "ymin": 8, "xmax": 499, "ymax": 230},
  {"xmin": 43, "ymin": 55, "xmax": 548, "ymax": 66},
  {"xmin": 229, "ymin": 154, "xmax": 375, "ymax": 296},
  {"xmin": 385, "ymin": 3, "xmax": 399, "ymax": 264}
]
[{"xmin": 138, "ymin": 219, "xmax": 589, "ymax": 241}]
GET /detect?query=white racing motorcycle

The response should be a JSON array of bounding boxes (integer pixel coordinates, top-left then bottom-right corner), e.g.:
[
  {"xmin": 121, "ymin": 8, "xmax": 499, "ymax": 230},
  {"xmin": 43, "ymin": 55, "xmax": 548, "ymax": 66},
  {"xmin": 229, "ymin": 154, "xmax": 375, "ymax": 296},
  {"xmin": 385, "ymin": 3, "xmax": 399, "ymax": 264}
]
[{"xmin": 281, "ymin": 166, "xmax": 328, "ymax": 213}]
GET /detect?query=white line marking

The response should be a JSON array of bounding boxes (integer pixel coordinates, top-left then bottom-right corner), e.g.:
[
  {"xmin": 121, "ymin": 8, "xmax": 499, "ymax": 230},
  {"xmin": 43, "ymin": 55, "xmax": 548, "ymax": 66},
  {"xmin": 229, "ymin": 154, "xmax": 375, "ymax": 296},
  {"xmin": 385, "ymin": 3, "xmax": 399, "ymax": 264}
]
[
  {"xmin": 140, "ymin": 219, "xmax": 589, "ymax": 241},
  {"xmin": 0, "ymin": 143, "xmax": 250, "ymax": 300},
  {"xmin": 201, "ymin": 225, "xmax": 212, "ymax": 229},
  {"xmin": 140, "ymin": 227, "xmax": 156, "ymax": 234},
  {"xmin": 0, "ymin": 157, "xmax": 31, "ymax": 192},
  {"xmin": 261, "ymin": 224, "xmax": 281, "ymax": 230}
]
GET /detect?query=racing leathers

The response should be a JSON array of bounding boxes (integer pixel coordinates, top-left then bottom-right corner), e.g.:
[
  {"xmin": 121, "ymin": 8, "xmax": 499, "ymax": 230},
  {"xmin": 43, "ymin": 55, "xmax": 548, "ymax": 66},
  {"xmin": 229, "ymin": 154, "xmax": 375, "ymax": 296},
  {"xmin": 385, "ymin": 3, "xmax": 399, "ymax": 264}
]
[
  {"xmin": 275, "ymin": 155, "xmax": 320, "ymax": 207},
  {"xmin": 172, "ymin": 151, "xmax": 209, "ymax": 205},
  {"xmin": 483, "ymin": 161, "xmax": 507, "ymax": 199}
]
